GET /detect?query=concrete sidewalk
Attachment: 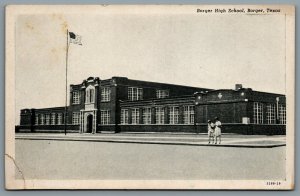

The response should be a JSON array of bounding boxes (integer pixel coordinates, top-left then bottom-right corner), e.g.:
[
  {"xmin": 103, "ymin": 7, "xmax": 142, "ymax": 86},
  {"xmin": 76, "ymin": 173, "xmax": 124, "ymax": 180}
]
[{"xmin": 15, "ymin": 132, "xmax": 286, "ymax": 148}]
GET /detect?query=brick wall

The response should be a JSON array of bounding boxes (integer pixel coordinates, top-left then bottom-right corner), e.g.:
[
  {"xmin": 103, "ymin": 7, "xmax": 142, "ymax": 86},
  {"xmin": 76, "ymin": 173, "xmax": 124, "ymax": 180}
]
[{"xmin": 195, "ymin": 102, "xmax": 248, "ymax": 124}]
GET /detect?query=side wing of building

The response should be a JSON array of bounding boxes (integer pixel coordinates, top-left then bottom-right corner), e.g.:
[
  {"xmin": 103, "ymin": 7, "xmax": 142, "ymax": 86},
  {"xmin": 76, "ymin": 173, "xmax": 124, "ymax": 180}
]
[{"xmin": 194, "ymin": 87, "xmax": 286, "ymax": 134}]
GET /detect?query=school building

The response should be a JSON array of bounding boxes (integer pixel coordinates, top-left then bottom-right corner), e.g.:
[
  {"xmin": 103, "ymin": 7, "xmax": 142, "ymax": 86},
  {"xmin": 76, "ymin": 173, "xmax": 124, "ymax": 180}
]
[{"xmin": 17, "ymin": 76, "xmax": 286, "ymax": 135}]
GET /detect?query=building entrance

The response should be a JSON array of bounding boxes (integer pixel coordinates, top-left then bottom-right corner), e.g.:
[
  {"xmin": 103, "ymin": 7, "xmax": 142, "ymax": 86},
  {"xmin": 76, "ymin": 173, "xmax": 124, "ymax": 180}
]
[{"xmin": 86, "ymin": 114, "xmax": 93, "ymax": 133}]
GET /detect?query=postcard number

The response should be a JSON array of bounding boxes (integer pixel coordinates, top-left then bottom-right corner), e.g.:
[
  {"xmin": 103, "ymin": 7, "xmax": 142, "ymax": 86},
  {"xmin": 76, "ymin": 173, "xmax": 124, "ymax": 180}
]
[{"xmin": 266, "ymin": 181, "xmax": 281, "ymax": 186}]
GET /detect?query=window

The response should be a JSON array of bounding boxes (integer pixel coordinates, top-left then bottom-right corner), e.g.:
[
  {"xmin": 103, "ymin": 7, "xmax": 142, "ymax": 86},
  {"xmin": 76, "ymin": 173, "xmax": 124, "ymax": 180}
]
[
  {"xmin": 45, "ymin": 114, "xmax": 50, "ymax": 125},
  {"xmin": 72, "ymin": 112, "xmax": 80, "ymax": 125},
  {"xmin": 57, "ymin": 113, "xmax": 63, "ymax": 125},
  {"xmin": 101, "ymin": 110, "xmax": 110, "ymax": 125},
  {"xmin": 156, "ymin": 90, "xmax": 169, "ymax": 99},
  {"xmin": 72, "ymin": 91, "xmax": 80, "ymax": 104},
  {"xmin": 184, "ymin": 106, "xmax": 195, "ymax": 124},
  {"xmin": 101, "ymin": 87, "xmax": 111, "ymax": 102},
  {"xmin": 90, "ymin": 89, "xmax": 95, "ymax": 103},
  {"xmin": 128, "ymin": 87, "xmax": 134, "ymax": 100},
  {"xmin": 155, "ymin": 107, "xmax": 165, "ymax": 124},
  {"xmin": 121, "ymin": 109, "xmax": 129, "ymax": 124},
  {"xmin": 51, "ymin": 113, "xmax": 56, "ymax": 125},
  {"xmin": 40, "ymin": 114, "xmax": 45, "ymax": 125},
  {"xmin": 169, "ymin": 106, "xmax": 179, "ymax": 124},
  {"xmin": 131, "ymin": 108, "xmax": 140, "ymax": 124},
  {"xmin": 86, "ymin": 90, "xmax": 90, "ymax": 103},
  {"xmin": 279, "ymin": 105, "xmax": 286, "ymax": 124},
  {"xmin": 142, "ymin": 107, "xmax": 151, "ymax": 124},
  {"xmin": 266, "ymin": 104, "xmax": 276, "ymax": 124},
  {"xmin": 253, "ymin": 102, "xmax": 263, "ymax": 124},
  {"xmin": 35, "ymin": 115, "xmax": 39, "ymax": 125},
  {"xmin": 85, "ymin": 86, "xmax": 95, "ymax": 104},
  {"xmin": 128, "ymin": 87, "xmax": 143, "ymax": 101}
]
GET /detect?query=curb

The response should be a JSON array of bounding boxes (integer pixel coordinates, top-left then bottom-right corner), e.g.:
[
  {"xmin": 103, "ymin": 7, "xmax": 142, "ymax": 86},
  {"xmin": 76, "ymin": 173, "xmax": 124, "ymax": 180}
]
[{"xmin": 15, "ymin": 137, "xmax": 286, "ymax": 148}]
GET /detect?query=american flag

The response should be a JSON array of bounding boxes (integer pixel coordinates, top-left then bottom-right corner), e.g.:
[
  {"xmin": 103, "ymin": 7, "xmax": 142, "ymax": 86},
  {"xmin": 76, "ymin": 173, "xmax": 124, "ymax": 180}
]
[{"xmin": 69, "ymin": 32, "xmax": 82, "ymax": 45}]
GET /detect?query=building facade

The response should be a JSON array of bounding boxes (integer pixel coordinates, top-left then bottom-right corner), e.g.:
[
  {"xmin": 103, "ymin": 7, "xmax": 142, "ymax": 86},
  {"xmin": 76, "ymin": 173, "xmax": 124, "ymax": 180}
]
[{"xmin": 17, "ymin": 77, "xmax": 286, "ymax": 135}]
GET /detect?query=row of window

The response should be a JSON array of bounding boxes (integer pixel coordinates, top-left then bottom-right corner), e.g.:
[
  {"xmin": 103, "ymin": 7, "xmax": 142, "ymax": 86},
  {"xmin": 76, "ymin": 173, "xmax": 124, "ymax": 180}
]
[
  {"xmin": 120, "ymin": 106, "xmax": 195, "ymax": 125},
  {"xmin": 37, "ymin": 103, "xmax": 285, "ymax": 126},
  {"xmin": 35, "ymin": 113, "xmax": 63, "ymax": 125},
  {"xmin": 71, "ymin": 111, "xmax": 111, "ymax": 125},
  {"xmin": 72, "ymin": 87, "xmax": 170, "ymax": 104},
  {"xmin": 253, "ymin": 102, "xmax": 286, "ymax": 124},
  {"xmin": 72, "ymin": 87, "xmax": 110, "ymax": 104}
]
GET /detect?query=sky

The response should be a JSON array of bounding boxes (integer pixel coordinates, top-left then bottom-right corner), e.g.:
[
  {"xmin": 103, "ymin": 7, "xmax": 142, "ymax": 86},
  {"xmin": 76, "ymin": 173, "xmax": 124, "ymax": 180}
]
[{"xmin": 15, "ymin": 9, "xmax": 286, "ymax": 124}]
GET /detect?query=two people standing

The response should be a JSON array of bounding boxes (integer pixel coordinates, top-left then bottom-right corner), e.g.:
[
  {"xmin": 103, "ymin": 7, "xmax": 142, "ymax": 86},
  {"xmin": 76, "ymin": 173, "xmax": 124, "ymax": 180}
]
[{"xmin": 207, "ymin": 117, "xmax": 222, "ymax": 144}]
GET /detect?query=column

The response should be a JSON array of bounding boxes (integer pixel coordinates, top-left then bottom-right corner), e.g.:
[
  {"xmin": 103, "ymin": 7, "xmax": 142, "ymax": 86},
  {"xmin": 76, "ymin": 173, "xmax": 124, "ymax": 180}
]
[
  {"xmin": 276, "ymin": 97, "xmax": 280, "ymax": 124},
  {"xmin": 139, "ymin": 108, "xmax": 143, "ymax": 124},
  {"xmin": 79, "ymin": 111, "xmax": 82, "ymax": 133},
  {"xmin": 151, "ymin": 107, "xmax": 156, "ymax": 124},
  {"xmin": 179, "ymin": 105, "xmax": 184, "ymax": 124},
  {"xmin": 93, "ymin": 110, "xmax": 97, "ymax": 134},
  {"xmin": 164, "ymin": 106, "xmax": 169, "ymax": 124},
  {"xmin": 128, "ymin": 108, "xmax": 132, "ymax": 124}
]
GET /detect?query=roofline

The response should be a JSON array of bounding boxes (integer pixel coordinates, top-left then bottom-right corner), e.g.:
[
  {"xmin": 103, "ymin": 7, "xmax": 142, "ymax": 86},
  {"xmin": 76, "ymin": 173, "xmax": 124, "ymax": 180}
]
[
  {"xmin": 22, "ymin": 106, "xmax": 66, "ymax": 111},
  {"xmin": 70, "ymin": 76, "xmax": 213, "ymax": 91},
  {"xmin": 251, "ymin": 90, "xmax": 285, "ymax": 96},
  {"xmin": 201, "ymin": 88, "xmax": 285, "ymax": 96},
  {"xmin": 125, "ymin": 78, "xmax": 213, "ymax": 90},
  {"xmin": 69, "ymin": 76, "xmax": 285, "ymax": 96}
]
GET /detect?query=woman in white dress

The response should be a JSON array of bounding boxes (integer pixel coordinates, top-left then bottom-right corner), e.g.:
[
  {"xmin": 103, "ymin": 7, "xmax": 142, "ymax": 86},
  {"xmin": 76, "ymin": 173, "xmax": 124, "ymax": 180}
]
[
  {"xmin": 207, "ymin": 120, "xmax": 215, "ymax": 144},
  {"xmin": 214, "ymin": 117, "xmax": 222, "ymax": 144}
]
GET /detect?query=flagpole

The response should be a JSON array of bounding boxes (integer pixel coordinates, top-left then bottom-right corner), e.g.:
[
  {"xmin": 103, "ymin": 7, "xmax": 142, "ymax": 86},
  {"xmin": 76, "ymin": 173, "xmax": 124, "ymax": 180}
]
[{"xmin": 64, "ymin": 29, "xmax": 69, "ymax": 135}]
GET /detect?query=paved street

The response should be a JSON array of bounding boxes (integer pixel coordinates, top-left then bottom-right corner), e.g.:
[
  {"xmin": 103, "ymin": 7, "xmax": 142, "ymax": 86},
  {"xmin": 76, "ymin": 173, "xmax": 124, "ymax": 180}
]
[{"xmin": 15, "ymin": 136, "xmax": 286, "ymax": 180}]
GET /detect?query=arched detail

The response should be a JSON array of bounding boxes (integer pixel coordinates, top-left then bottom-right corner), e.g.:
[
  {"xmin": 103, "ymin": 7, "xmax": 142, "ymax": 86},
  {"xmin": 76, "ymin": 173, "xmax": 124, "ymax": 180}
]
[{"xmin": 85, "ymin": 85, "xmax": 95, "ymax": 104}]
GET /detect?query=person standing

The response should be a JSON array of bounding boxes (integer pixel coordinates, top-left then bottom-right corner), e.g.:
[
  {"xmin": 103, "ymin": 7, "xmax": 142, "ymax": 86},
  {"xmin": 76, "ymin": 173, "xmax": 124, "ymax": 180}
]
[
  {"xmin": 207, "ymin": 120, "xmax": 215, "ymax": 144},
  {"xmin": 214, "ymin": 117, "xmax": 222, "ymax": 144}
]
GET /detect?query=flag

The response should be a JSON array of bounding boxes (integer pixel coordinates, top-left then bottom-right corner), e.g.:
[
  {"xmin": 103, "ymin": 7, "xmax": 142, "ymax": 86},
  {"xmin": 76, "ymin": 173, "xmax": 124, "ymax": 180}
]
[{"xmin": 69, "ymin": 32, "xmax": 82, "ymax": 45}]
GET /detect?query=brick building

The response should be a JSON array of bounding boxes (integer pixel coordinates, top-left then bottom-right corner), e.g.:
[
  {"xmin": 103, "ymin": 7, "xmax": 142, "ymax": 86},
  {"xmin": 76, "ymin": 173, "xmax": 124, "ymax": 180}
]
[{"xmin": 17, "ymin": 76, "xmax": 286, "ymax": 135}]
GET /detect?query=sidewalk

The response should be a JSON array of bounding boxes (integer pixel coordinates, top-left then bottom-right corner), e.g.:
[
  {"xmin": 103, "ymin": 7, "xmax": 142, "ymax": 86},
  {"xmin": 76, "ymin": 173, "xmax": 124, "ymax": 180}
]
[{"xmin": 15, "ymin": 132, "xmax": 286, "ymax": 148}]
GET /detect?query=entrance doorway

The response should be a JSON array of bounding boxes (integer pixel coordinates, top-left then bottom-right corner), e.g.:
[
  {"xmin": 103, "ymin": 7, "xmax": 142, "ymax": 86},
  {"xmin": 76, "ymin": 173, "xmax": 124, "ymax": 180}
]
[{"xmin": 86, "ymin": 114, "xmax": 93, "ymax": 133}]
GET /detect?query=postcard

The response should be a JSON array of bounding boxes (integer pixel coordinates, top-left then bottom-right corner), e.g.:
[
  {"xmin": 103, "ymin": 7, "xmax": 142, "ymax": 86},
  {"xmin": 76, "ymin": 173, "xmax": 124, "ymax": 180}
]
[{"xmin": 5, "ymin": 5, "xmax": 295, "ymax": 189}]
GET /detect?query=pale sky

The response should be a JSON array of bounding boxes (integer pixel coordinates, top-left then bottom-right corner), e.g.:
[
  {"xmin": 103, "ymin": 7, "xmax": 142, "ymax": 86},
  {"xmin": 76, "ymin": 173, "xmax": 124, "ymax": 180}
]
[{"xmin": 15, "ymin": 12, "xmax": 286, "ymax": 124}]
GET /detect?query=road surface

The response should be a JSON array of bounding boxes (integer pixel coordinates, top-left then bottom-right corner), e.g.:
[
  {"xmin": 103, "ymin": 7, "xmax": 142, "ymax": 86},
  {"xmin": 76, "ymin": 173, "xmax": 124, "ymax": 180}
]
[{"xmin": 15, "ymin": 139, "xmax": 286, "ymax": 180}]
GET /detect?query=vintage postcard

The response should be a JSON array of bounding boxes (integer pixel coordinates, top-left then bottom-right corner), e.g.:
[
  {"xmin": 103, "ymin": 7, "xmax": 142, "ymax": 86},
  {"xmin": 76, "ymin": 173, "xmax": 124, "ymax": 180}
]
[{"xmin": 5, "ymin": 5, "xmax": 295, "ymax": 189}]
